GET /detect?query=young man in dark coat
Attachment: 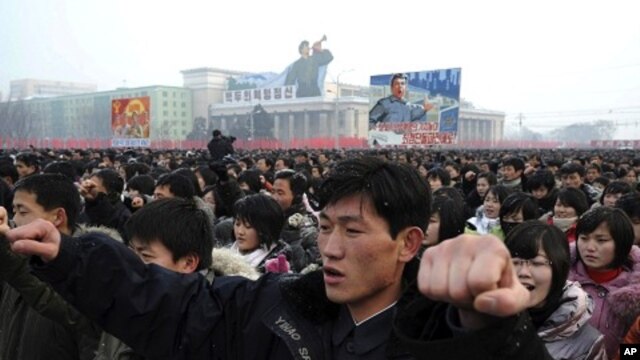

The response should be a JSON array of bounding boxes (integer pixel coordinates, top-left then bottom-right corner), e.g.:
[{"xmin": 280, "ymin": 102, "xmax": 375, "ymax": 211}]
[
  {"xmin": 4, "ymin": 158, "xmax": 549, "ymax": 359},
  {"xmin": 0, "ymin": 174, "xmax": 101, "ymax": 360}
]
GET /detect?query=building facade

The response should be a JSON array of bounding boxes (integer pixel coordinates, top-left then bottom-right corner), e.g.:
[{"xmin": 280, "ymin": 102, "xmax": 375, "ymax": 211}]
[
  {"xmin": 0, "ymin": 85, "xmax": 192, "ymax": 144},
  {"xmin": 458, "ymin": 101, "xmax": 505, "ymax": 147},
  {"xmin": 185, "ymin": 67, "xmax": 504, "ymax": 147}
]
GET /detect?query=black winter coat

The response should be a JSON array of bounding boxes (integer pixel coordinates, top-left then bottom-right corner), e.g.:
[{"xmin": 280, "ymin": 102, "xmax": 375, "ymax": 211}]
[
  {"xmin": 207, "ymin": 137, "xmax": 234, "ymax": 161},
  {"xmin": 32, "ymin": 232, "xmax": 549, "ymax": 360}
]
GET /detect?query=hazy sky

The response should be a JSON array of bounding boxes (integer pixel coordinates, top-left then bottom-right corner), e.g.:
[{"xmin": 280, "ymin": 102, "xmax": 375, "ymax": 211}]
[{"xmin": 2, "ymin": 0, "xmax": 640, "ymax": 137}]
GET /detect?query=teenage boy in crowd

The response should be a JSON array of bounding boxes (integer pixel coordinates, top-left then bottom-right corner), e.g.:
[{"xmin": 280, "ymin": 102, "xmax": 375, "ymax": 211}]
[
  {"xmin": 94, "ymin": 198, "xmax": 214, "ymax": 360},
  {"xmin": 4, "ymin": 158, "xmax": 548, "ymax": 359},
  {"xmin": 558, "ymin": 163, "xmax": 601, "ymax": 206},
  {"xmin": 500, "ymin": 157, "xmax": 526, "ymax": 192},
  {"xmin": 0, "ymin": 174, "xmax": 105, "ymax": 360}
]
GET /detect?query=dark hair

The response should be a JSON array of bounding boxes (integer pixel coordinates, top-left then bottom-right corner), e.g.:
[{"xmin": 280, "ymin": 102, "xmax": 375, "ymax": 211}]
[
  {"xmin": 232, "ymin": 194, "xmax": 284, "ymax": 249},
  {"xmin": 500, "ymin": 192, "xmax": 540, "ymax": 222},
  {"xmin": 15, "ymin": 152, "xmax": 40, "ymax": 171},
  {"xmin": 14, "ymin": 173, "xmax": 81, "ymax": 230},
  {"xmin": 600, "ymin": 181, "xmax": 633, "ymax": 204},
  {"xmin": 427, "ymin": 167, "xmax": 451, "ymax": 187},
  {"xmin": 431, "ymin": 194, "xmax": 465, "ymax": 242},
  {"xmin": 616, "ymin": 167, "xmax": 637, "ymax": 180},
  {"xmin": 502, "ymin": 157, "xmax": 525, "ymax": 172},
  {"xmin": 443, "ymin": 160, "xmax": 461, "ymax": 173},
  {"xmin": 485, "ymin": 185, "xmax": 511, "ymax": 204},
  {"xmin": 298, "ymin": 40, "xmax": 309, "ymax": 54},
  {"xmin": 196, "ymin": 165, "xmax": 218, "ymax": 188},
  {"xmin": 237, "ymin": 169, "xmax": 262, "ymax": 194},
  {"xmin": 256, "ymin": 156, "xmax": 274, "ymax": 169},
  {"xmin": 527, "ymin": 169, "xmax": 556, "ymax": 192},
  {"xmin": 126, "ymin": 175, "xmax": 155, "ymax": 196},
  {"xmin": 317, "ymin": 157, "xmax": 430, "ymax": 238},
  {"xmin": 172, "ymin": 168, "xmax": 203, "ymax": 197},
  {"xmin": 592, "ymin": 176, "xmax": 611, "ymax": 189},
  {"xmin": 239, "ymin": 156, "xmax": 254, "ymax": 169},
  {"xmin": 615, "ymin": 192, "xmax": 640, "ymax": 220},
  {"xmin": 559, "ymin": 163, "xmax": 586, "ymax": 178},
  {"xmin": 575, "ymin": 207, "xmax": 635, "ymax": 269},
  {"xmin": 274, "ymin": 169, "xmax": 308, "ymax": 206},
  {"xmin": 0, "ymin": 161, "xmax": 19, "ymax": 184},
  {"xmin": 546, "ymin": 159, "xmax": 564, "ymax": 169},
  {"xmin": 587, "ymin": 163, "xmax": 602, "ymax": 174},
  {"xmin": 91, "ymin": 169, "xmax": 124, "ymax": 197},
  {"xmin": 311, "ymin": 164, "xmax": 324, "ymax": 177},
  {"xmin": 42, "ymin": 161, "xmax": 77, "ymax": 182},
  {"xmin": 121, "ymin": 162, "xmax": 151, "ymax": 182},
  {"xmin": 212, "ymin": 129, "xmax": 222, "ymax": 137},
  {"xmin": 125, "ymin": 198, "xmax": 213, "ymax": 270},
  {"xmin": 476, "ymin": 171, "xmax": 497, "ymax": 186},
  {"xmin": 390, "ymin": 73, "xmax": 407, "ymax": 87},
  {"xmin": 156, "ymin": 173, "xmax": 195, "ymax": 199},
  {"xmin": 505, "ymin": 221, "xmax": 570, "ymax": 315},
  {"xmin": 556, "ymin": 188, "xmax": 589, "ymax": 216},
  {"xmin": 276, "ymin": 157, "xmax": 294, "ymax": 170}
]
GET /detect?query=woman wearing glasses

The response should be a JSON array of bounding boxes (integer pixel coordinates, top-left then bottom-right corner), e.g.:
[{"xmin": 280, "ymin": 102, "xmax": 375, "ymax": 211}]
[
  {"xmin": 505, "ymin": 221, "xmax": 607, "ymax": 359},
  {"xmin": 569, "ymin": 207, "xmax": 640, "ymax": 359}
]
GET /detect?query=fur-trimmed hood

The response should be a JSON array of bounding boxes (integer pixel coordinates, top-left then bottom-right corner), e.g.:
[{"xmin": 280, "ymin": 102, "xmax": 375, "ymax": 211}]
[
  {"xmin": 73, "ymin": 224, "xmax": 123, "ymax": 242},
  {"xmin": 209, "ymin": 247, "xmax": 260, "ymax": 280},
  {"xmin": 607, "ymin": 246, "xmax": 640, "ymax": 320}
]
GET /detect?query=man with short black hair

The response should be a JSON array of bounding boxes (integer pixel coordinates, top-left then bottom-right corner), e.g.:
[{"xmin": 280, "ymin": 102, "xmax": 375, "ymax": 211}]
[
  {"xmin": 255, "ymin": 156, "xmax": 275, "ymax": 184},
  {"xmin": 0, "ymin": 174, "xmax": 101, "ymax": 360},
  {"xmin": 80, "ymin": 169, "xmax": 131, "ymax": 238},
  {"xmin": 500, "ymin": 157, "xmax": 526, "ymax": 192},
  {"xmin": 272, "ymin": 169, "xmax": 319, "ymax": 271},
  {"xmin": 94, "ymin": 198, "xmax": 216, "ymax": 359},
  {"xmin": 153, "ymin": 173, "xmax": 196, "ymax": 200},
  {"xmin": 5, "ymin": 158, "xmax": 548, "ymax": 359},
  {"xmin": 15, "ymin": 152, "xmax": 40, "ymax": 179},
  {"xmin": 559, "ymin": 163, "xmax": 601, "ymax": 206},
  {"xmin": 369, "ymin": 73, "xmax": 434, "ymax": 124}
]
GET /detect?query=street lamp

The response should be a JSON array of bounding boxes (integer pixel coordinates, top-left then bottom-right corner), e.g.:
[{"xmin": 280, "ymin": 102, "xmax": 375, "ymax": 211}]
[{"xmin": 334, "ymin": 69, "xmax": 354, "ymax": 149}]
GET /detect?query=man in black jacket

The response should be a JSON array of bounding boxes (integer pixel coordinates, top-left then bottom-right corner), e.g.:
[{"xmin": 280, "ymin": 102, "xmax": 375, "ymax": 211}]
[
  {"xmin": 5, "ymin": 158, "xmax": 549, "ymax": 359},
  {"xmin": 207, "ymin": 129, "xmax": 234, "ymax": 161}
]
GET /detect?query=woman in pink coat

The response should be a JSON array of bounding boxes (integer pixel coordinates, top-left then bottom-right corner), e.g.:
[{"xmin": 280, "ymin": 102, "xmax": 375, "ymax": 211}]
[{"xmin": 569, "ymin": 206, "xmax": 640, "ymax": 359}]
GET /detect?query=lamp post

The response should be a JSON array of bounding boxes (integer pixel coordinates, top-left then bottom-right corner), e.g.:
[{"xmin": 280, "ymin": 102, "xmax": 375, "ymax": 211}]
[{"xmin": 334, "ymin": 69, "xmax": 354, "ymax": 149}]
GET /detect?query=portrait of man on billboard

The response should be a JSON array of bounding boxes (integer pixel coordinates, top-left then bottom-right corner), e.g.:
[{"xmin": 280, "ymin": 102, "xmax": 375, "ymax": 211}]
[{"xmin": 369, "ymin": 73, "xmax": 434, "ymax": 125}]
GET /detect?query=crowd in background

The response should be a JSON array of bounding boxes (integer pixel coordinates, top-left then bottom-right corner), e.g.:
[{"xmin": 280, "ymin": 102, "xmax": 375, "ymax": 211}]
[{"xmin": 1, "ymin": 141, "xmax": 640, "ymax": 359}]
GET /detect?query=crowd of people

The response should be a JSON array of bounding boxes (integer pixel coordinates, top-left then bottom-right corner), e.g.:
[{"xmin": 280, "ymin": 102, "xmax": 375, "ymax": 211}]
[{"xmin": 0, "ymin": 138, "xmax": 639, "ymax": 359}]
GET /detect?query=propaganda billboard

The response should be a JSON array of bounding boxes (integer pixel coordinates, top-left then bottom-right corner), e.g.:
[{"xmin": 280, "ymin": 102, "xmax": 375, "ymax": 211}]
[
  {"xmin": 368, "ymin": 68, "xmax": 461, "ymax": 146},
  {"xmin": 224, "ymin": 35, "xmax": 333, "ymax": 101},
  {"xmin": 111, "ymin": 96, "xmax": 151, "ymax": 147}
]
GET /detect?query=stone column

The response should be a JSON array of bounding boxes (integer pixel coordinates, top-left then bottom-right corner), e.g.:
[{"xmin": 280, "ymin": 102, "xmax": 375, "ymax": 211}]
[
  {"xmin": 220, "ymin": 117, "xmax": 227, "ymax": 132},
  {"xmin": 273, "ymin": 113, "xmax": 280, "ymax": 140},
  {"xmin": 319, "ymin": 112, "xmax": 329, "ymax": 137},
  {"xmin": 303, "ymin": 111, "xmax": 310, "ymax": 139},
  {"xmin": 288, "ymin": 113, "xmax": 295, "ymax": 148}
]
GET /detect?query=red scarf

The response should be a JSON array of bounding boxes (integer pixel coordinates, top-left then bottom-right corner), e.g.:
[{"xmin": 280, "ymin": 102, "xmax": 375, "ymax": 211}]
[{"xmin": 586, "ymin": 266, "xmax": 622, "ymax": 284}]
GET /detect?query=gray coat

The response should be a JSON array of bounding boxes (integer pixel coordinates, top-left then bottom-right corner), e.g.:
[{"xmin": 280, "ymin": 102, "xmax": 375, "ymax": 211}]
[{"xmin": 538, "ymin": 281, "xmax": 607, "ymax": 360}]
